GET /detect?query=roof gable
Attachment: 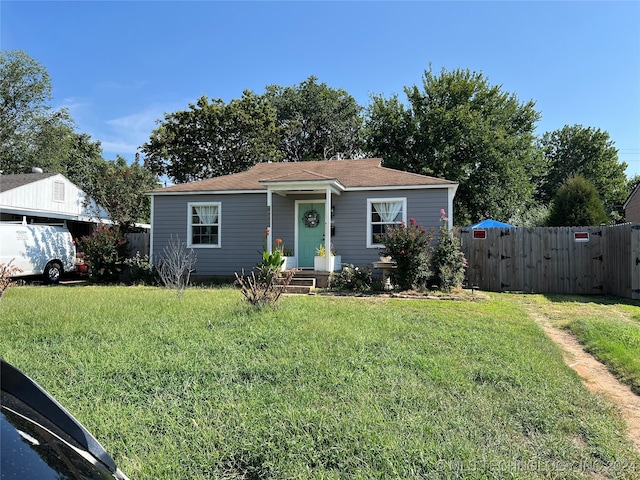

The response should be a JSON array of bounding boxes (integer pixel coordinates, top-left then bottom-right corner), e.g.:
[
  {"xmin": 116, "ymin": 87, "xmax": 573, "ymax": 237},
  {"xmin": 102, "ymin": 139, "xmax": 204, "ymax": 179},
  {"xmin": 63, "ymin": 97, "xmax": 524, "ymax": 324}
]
[
  {"xmin": 0, "ymin": 173, "xmax": 59, "ymax": 193},
  {"xmin": 0, "ymin": 172, "xmax": 109, "ymax": 221},
  {"xmin": 152, "ymin": 158, "xmax": 456, "ymax": 194},
  {"xmin": 623, "ymin": 182, "xmax": 640, "ymax": 210}
]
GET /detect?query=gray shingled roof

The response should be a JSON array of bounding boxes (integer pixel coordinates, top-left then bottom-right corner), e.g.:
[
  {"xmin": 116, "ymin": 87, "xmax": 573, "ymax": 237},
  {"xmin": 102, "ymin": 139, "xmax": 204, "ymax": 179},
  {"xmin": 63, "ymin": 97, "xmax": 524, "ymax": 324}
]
[
  {"xmin": 0, "ymin": 173, "xmax": 58, "ymax": 193},
  {"xmin": 151, "ymin": 158, "xmax": 456, "ymax": 193}
]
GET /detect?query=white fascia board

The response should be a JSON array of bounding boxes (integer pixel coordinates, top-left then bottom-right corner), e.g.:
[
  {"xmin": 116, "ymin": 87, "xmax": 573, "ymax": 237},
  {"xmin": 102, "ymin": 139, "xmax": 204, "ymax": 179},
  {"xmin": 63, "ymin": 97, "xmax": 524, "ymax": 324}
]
[
  {"xmin": 260, "ymin": 179, "xmax": 346, "ymax": 194},
  {"xmin": 0, "ymin": 206, "xmax": 100, "ymax": 222},
  {"xmin": 147, "ymin": 183, "xmax": 458, "ymax": 196},
  {"xmin": 147, "ymin": 189, "xmax": 267, "ymax": 196},
  {"xmin": 346, "ymin": 184, "xmax": 458, "ymax": 192}
]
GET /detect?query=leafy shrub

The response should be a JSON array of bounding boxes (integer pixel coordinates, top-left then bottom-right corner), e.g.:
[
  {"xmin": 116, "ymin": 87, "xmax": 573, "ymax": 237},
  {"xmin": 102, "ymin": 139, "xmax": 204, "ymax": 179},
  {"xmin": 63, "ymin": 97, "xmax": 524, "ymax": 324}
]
[
  {"xmin": 123, "ymin": 252, "xmax": 157, "ymax": 285},
  {"xmin": 332, "ymin": 264, "xmax": 372, "ymax": 292},
  {"xmin": 80, "ymin": 225, "xmax": 129, "ymax": 283},
  {"xmin": 431, "ymin": 210, "xmax": 466, "ymax": 292},
  {"xmin": 256, "ymin": 250, "xmax": 284, "ymax": 282},
  {"xmin": 379, "ymin": 218, "xmax": 434, "ymax": 290},
  {"xmin": 548, "ymin": 175, "xmax": 608, "ymax": 226}
]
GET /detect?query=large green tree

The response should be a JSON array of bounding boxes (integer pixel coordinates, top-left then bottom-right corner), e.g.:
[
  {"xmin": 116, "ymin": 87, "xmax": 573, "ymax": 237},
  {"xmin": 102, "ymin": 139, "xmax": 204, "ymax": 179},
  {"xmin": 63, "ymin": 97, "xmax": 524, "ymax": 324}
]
[
  {"xmin": 264, "ymin": 76, "xmax": 363, "ymax": 161},
  {"xmin": 547, "ymin": 175, "xmax": 608, "ymax": 226},
  {"xmin": 538, "ymin": 125, "xmax": 627, "ymax": 220},
  {"xmin": 59, "ymin": 133, "xmax": 107, "ymax": 194},
  {"xmin": 0, "ymin": 49, "xmax": 104, "ymax": 177},
  {"xmin": 141, "ymin": 91, "xmax": 280, "ymax": 184},
  {"xmin": 1, "ymin": 49, "xmax": 155, "ymax": 229},
  {"xmin": 363, "ymin": 67, "xmax": 543, "ymax": 225},
  {"xmin": 85, "ymin": 155, "xmax": 158, "ymax": 230}
]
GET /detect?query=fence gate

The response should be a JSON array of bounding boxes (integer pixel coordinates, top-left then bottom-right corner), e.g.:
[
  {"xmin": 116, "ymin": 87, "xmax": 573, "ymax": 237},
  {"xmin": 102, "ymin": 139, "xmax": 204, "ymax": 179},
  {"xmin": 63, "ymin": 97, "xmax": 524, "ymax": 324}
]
[{"xmin": 458, "ymin": 225, "xmax": 638, "ymax": 298}]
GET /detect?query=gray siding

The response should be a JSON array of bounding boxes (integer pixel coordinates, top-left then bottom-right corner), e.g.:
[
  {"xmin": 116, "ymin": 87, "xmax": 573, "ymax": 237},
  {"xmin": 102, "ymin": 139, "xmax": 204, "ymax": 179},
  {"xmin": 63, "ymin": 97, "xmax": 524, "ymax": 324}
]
[
  {"xmin": 271, "ymin": 194, "xmax": 296, "ymax": 254},
  {"xmin": 152, "ymin": 193, "xmax": 268, "ymax": 276},
  {"xmin": 330, "ymin": 189, "xmax": 449, "ymax": 268},
  {"xmin": 152, "ymin": 187, "xmax": 450, "ymax": 276}
]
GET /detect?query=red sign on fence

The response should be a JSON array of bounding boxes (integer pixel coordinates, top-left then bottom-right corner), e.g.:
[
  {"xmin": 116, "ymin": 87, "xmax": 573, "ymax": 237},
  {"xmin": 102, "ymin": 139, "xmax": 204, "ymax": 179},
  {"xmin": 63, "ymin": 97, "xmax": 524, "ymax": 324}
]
[
  {"xmin": 473, "ymin": 230, "xmax": 487, "ymax": 239},
  {"xmin": 574, "ymin": 232, "xmax": 590, "ymax": 242}
]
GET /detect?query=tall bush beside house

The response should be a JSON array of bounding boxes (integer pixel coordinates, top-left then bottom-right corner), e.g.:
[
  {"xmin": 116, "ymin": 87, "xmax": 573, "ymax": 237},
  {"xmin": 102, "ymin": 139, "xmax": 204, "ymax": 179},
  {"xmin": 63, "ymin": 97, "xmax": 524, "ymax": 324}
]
[
  {"xmin": 379, "ymin": 218, "xmax": 433, "ymax": 291},
  {"xmin": 80, "ymin": 225, "xmax": 129, "ymax": 283},
  {"xmin": 431, "ymin": 210, "xmax": 466, "ymax": 292}
]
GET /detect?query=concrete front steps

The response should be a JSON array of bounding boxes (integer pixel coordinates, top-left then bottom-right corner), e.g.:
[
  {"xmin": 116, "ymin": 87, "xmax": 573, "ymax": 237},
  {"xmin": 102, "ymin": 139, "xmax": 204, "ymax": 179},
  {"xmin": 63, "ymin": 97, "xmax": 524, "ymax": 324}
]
[{"xmin": 279, "ymin": 270, "xmax": 332, "ymax": 294}]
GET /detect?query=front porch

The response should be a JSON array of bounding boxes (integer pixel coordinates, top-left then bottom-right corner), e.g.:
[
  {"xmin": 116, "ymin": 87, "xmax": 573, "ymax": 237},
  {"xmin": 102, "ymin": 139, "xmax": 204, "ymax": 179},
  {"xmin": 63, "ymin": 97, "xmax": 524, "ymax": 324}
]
[{"xmin": 262, "ymin": 176, "xmax": 345, "ymax": 274}]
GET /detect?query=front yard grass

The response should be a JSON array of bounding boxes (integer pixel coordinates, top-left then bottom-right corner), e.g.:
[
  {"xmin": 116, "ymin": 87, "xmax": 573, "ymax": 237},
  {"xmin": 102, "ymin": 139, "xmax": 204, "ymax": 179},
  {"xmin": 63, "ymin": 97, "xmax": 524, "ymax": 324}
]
[
  {"xmin": 515, "ymin": 294, "xmax": 640, "ymax": 396},
  {"xmin": 1, "ymin": 286, "xmax": 639, "ymax": 479}
]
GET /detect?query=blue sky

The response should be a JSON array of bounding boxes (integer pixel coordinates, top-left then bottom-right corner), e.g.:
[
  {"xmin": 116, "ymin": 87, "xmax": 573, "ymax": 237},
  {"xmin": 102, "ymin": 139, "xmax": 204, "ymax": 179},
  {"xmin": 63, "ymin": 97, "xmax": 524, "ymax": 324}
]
[{"xmin": 2, "ymin": 1, "xmax": 639, "ymax": 176}]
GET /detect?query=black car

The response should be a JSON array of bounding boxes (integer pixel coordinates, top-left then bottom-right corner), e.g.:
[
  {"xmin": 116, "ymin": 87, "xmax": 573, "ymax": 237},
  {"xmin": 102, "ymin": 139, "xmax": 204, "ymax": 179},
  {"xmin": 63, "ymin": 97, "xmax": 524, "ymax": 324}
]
[{"xmin": 1, "ymin": 359, "xmax": 130, "ymax": 480}]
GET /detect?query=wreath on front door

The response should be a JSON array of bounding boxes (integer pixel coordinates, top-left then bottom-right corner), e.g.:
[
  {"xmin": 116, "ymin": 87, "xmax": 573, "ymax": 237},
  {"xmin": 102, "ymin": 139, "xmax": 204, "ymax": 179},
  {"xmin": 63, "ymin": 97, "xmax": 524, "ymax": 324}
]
[{"xmin": 302, "ymin": 209, "xmax": 320, "ymax": 228}]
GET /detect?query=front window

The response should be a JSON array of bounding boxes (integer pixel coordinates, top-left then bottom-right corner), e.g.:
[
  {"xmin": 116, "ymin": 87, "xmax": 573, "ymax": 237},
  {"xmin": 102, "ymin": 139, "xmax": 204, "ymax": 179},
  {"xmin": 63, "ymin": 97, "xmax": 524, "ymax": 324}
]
[
  {"xmin": 367, "ymin": 198, "xmax": 406, "ymax": 247},
  {"xmin": 188, "ymin": 202, "xmax": 220, "ymax": 247}
]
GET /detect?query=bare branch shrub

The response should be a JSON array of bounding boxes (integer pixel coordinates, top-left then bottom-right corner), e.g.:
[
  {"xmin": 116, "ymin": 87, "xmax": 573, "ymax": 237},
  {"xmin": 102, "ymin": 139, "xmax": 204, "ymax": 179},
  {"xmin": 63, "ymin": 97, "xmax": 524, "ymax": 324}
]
[
  {"xmin": 234, "ymin": 267, "xmax": 294, "ymax": 308},
  {"xmin": 0, "ymin": 259, "xmax": 22, "ymax": 301},
  {"xmin": 157, "ymin": 235, "xmax": 197, "ymax": 298}
]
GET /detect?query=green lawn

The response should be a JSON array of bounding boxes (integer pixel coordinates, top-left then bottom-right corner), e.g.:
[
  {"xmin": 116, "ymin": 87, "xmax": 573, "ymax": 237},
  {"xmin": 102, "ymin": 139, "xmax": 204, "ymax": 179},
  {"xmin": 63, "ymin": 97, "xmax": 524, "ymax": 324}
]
[
  {"xmin": 1, "ymin": 286, "xmax": 639, "ymax": 479},
  {"xmin": 514, "ymin": 294, "xmax": 640, "ymax": 396}
]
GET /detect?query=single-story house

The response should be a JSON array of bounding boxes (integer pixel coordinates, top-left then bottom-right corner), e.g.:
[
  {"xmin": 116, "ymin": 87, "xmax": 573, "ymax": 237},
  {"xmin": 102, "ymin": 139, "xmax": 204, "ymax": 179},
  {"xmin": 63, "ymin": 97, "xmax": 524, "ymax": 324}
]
[
  {"xmin": 0, "ymin": 172, "xmax": 109, "ymax": 240},
  {"xmin": 623, "ymin": 183, "xmax": 640, "ymax": 223},
  {"xmin": 148, "ymin": 158, "xmax": 458, "ymax": 277}
]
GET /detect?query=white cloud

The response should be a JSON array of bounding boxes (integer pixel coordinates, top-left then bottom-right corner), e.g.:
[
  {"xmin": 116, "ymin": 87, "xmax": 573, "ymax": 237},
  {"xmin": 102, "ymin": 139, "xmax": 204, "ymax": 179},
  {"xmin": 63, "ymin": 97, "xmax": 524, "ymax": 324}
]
[
  {"xmin": 98, "ymin": 104, "xmax": 177, "ymax": 159},
  {"xmin": 106, "ymin": 108, "xmax": 163, "ymax": 131},
  {"xmin": 55, "ymin": 96, "xmax": 92, "ymax": 119},
  {"xmin": 60, "ymin": 93, "xmax": 188, "ymax": 161},
  {"xmin": 99, "ymin": 140, "xmax": 140, "ymax": 157}
]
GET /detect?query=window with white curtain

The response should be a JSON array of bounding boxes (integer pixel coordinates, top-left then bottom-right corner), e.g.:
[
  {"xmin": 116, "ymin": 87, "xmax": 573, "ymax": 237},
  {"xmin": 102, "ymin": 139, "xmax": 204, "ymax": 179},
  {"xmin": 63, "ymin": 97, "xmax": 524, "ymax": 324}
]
[
  {"xmin": 367, "ymin": 198, "xmax": 406, "ymax": 247},
  {"xmin": 188, "ymin": 202, "xmax": 221, "ymax": 247}
]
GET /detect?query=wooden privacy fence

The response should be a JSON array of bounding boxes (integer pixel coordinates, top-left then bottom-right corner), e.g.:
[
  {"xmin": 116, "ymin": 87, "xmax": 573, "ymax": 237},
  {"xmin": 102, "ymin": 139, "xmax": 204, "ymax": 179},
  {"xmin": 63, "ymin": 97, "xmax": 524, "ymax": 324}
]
[
  {"xmin": 126, "ymin": 232, "xmax": 150, "ymax": 257},
  {"xmin": 457, "ymin": 224, "xmax": 640, "ymax": 299}
]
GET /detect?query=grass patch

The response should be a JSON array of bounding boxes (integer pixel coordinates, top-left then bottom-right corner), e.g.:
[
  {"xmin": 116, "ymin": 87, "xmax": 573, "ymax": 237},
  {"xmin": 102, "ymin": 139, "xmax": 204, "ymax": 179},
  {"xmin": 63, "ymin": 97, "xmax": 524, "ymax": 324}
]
[
  {"xmin": 518, "ymin": 294, "xmax": 640, "ymax": 396},
  {"xmin": 1, "ymin": 286, "xmax": 639, "ymax": 479}
]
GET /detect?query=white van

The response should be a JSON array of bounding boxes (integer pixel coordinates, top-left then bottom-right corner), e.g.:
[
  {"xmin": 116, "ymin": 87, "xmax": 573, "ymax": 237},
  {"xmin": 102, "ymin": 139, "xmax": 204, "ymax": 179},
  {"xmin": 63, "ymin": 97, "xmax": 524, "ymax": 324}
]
[{"xmin": 0, "ymin": 223, "xmax": 77, "ymax": 283}]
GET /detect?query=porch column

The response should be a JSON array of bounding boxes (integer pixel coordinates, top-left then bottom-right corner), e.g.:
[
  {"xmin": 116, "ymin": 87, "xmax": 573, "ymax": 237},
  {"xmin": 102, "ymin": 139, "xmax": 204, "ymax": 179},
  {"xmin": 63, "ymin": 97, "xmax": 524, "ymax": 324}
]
[
  {"xmin": 324, "ymin": 188, "xmax": 332, "ymax": 272},
  {"xmin": 266, "ymin": 189, "xmax": 273, "ymax": 253}
]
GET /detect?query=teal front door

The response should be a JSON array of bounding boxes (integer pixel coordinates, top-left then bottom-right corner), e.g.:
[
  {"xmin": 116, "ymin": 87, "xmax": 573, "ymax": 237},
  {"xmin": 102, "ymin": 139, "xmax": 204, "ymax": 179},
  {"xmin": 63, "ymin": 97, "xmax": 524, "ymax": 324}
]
[{"xmin": 298, "ymin": 202, "xmax": 325, "ymax": 268}]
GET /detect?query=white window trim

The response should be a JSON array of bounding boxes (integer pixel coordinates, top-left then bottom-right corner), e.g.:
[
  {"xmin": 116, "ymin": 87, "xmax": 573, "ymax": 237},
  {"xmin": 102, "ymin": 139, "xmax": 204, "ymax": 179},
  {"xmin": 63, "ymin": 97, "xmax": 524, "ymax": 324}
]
[
  {"xmin": 367, "ymin": 197, "xmax": 407, "ymax": 248},
  {"xmin": 187, "ymin": 201, "xmax": 221, "ymax": 248}
]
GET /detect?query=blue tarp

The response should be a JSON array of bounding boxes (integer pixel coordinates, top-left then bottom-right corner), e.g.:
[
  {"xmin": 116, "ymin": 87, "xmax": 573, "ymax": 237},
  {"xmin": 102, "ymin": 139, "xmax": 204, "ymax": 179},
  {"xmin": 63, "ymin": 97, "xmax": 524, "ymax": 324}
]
[{"xmin": 467, "ymin": 219, "xmax": 516, "ymax": 229}]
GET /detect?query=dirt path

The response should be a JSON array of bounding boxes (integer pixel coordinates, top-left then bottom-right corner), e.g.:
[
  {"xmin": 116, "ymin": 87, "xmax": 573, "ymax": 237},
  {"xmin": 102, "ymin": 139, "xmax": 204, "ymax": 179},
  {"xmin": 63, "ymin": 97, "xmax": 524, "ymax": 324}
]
[{"xmin": 525, "ymin": 308, "xmax": 640, "ymax": 453}]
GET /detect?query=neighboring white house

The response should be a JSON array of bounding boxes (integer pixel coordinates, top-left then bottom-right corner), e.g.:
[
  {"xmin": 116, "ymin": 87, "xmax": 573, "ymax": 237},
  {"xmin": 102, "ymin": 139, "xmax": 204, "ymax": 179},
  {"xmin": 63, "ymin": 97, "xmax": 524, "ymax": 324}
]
[{"xmin": 0, "ymin": 172, "xmax": 109, "ymax": 240}]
